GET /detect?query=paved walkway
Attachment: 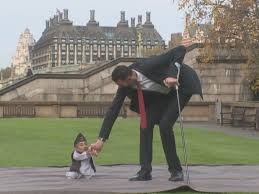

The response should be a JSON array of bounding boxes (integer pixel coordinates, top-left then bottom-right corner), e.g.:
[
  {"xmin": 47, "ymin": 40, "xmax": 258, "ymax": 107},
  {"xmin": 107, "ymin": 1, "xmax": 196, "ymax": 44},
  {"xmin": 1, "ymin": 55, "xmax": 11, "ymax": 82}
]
[{"xmin": 184, "ymin": 122, "xmax": 259, "ymax": 140}]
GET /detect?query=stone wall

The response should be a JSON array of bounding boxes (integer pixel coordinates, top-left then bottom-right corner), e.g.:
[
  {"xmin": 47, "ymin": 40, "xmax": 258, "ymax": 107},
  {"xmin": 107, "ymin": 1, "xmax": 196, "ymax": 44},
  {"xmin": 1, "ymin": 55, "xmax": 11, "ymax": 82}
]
[
  {"xmin": 0, "ymin": 45, "xmax": 254, "ymax": 103},
  {"xmin": 0, "ymin": 61, "xmax": 132, "ymax": 102},
  {"xmin": 0, "ymin": 101, "xmax": 215, "ymax": 121}
]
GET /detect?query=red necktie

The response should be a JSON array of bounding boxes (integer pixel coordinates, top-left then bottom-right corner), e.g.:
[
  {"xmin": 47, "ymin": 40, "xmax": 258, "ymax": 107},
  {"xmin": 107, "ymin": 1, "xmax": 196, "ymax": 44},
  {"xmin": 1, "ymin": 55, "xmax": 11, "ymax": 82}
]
[{"xmin": 136, "ymin": 82, "xmax": 147, "ymax": 129}]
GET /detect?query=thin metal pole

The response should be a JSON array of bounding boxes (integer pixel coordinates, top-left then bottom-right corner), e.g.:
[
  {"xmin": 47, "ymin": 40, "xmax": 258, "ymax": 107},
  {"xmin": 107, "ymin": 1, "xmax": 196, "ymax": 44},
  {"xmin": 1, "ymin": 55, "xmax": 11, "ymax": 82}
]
[
  {"xmin": 176, "ymin": 86, "xmax": 190, "ymax": 185},
  {"xmin": 174, "ymin": 62, "xmax": 190, "ymax": 185}
]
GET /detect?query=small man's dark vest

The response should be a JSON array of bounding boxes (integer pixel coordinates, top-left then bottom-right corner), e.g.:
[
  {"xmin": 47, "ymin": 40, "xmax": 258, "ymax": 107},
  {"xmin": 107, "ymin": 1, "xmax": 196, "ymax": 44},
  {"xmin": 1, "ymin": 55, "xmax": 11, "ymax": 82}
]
[{"xmin": 69, "ymin": 151, "xmax": 96, "ymax": 173}]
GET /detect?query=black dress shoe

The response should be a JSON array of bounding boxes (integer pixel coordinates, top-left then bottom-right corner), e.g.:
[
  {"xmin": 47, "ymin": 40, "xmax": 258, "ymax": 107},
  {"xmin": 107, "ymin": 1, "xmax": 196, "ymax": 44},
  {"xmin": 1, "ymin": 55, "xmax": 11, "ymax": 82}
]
[
  {"xmin": 169, "ymin": 171, "xmax": 184, "ymax": 182},
  {"xmin": 129, "ymin": 170, "xmax": 152, "ymax": 181}
]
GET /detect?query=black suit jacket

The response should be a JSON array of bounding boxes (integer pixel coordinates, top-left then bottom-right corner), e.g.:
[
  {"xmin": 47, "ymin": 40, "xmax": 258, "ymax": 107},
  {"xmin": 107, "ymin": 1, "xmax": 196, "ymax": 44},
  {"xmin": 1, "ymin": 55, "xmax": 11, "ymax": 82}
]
[{"xmin": 99, "ymin": 46, "xmax": 202, "ymax": 139}]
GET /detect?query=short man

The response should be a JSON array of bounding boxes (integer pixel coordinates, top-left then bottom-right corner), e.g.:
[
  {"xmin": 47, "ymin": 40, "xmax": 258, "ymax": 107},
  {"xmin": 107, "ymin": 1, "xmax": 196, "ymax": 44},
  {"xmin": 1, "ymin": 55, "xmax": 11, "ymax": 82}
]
[
  {"xmin": 90, "ymin": 46, "xmax": 202, "ymax": 181},
  {"xmin": 66, "ymin": 133, "xmax": 96, "ymax": 179}
]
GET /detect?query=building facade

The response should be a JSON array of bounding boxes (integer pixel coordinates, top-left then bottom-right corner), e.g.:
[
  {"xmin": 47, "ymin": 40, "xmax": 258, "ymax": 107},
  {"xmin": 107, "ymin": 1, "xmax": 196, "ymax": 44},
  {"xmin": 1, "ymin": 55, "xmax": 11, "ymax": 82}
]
[
  {"xmin": 11, "ymin": 28, "xmax": 35, "ymax": 76},
  {"xmin": 31, "ymin": 9, "xmax": 165, "ymax": 72},
  {"xmin": 169, "ymin": 14, "xmax": 211, "ymax": 48},
  {"xmin": 168, "ymin": 32, "xmax": 183, "ymax": 48}
]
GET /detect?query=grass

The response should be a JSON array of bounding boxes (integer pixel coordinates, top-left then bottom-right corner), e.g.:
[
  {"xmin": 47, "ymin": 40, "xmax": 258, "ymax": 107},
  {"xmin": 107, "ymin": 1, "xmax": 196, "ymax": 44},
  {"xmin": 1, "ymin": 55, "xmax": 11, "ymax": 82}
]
[
  {"xmin": 0, "ymin": 118, "xmax": 259, "ymax": 194},
  {"xmin": 0, "ymin": 118, "xmax": 258, "ymax": 167}
]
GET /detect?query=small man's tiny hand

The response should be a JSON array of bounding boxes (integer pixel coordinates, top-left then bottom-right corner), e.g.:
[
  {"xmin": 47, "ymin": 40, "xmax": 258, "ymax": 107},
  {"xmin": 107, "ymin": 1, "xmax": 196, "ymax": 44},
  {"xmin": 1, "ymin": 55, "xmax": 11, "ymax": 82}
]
[
  {"xmin": 88, "ymin": 139, "xmax": 104, "ymax": 156},
  {"xmin": 163, "ymin": 77, "xmax": 179, "ymax": 88},
  {"xmin": 88, "ymin": 146, "xmax": 98, "ymax": 156}
]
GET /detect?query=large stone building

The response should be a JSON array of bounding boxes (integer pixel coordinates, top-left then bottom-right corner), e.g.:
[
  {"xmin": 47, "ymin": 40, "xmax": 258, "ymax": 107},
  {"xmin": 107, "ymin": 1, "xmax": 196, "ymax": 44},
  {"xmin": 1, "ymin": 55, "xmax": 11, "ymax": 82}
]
[
  {"xmin": 168, "ymin": 32, "xmax": 182, "ymax": 48},
  {"xmin": 169, "ymin": 14, "xmax": 211, "ymax": 47},
  {"xmin": 11, "ymin": 28, "xmax": 35, "ymax": 76},
  {"xmin": 31, "ymin": 9, "xmax": 165, "ymax": 72}
]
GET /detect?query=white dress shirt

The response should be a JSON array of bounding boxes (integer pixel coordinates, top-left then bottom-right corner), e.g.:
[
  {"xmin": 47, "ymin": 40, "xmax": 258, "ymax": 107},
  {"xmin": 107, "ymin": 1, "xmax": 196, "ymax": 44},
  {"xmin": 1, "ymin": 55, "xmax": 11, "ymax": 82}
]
[{"xmin": 133, "ymin": 70, "xmax": 170, "ymax": 94}]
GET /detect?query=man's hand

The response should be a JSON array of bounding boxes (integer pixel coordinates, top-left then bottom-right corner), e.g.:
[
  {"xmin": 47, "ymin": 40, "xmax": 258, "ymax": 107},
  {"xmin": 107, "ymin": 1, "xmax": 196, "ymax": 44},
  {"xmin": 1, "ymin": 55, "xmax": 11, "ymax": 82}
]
[
  {"xmin": 163, "ymin": 77, "xmax": 179, "ymax": 88},
  {"xmin": 88, "ymin": 139, "xmax": 104, "ymax": 156}
]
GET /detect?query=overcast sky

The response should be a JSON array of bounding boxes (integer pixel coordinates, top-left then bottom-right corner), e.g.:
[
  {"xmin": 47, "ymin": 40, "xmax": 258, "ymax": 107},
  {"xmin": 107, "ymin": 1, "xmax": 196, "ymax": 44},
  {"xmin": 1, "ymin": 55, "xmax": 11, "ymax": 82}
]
[{"xmin": 0, "ymin": 0, "xmax": 185, "ymax": 68}]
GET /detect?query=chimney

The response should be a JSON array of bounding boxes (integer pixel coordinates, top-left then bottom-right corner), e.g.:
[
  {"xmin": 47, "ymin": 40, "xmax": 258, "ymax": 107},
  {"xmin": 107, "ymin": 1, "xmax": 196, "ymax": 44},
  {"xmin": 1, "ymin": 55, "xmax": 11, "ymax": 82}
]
[
  {"xmin": 138, "ymin": 15, "xmax": 142, "ymax": 25},
  {"xmin": 46, "ymin": 20, "xmax": 50, "ymax": 29},
  {"xmin": 54, "ymin": 15, "xmax": 59, "ymax": 24},
  {"xmin": 64, "ymin": 9, "xmax": 69, "ymax": 20},
  {"xmin": 58, "ymin": 12, "xmax": 63, "ymax": 22},
  {"xmin": 146, "ymin": 12, "xmax": 151, "ymax": 23},
  {"xmin": 120, "ymin": 11, "xmax": 126, "ymax": 22},
  {"xmin": 131, "ymin": 17, "xmax": 135, "ymax": 27},
  {"xmin": 90, "ymin": 10, "xmax": 95, "ymax": 21},
  {"xmin": 49, "ymin": 17, "xmax": 54, "ymax": 27}
]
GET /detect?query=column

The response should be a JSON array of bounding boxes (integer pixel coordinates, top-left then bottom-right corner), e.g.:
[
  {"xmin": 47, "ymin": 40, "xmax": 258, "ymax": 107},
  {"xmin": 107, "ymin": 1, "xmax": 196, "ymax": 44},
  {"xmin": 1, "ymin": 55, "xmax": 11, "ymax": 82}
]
[
  {"xmin": 106, "ymin": 45, "xmax": 108, "ymax": 60},
  {"xmin": 121, "ymin": 46, "xmax": 124, "ymax": 57},
  {"xmin": 66, "ymin": 44, "xmax": 69, "ymax": 65},
  {"xmin": 74, "ymin": 45, "xmax": 77, "ymax": 65},
  {"xmin": 82, "ymin": 44, "xmax": 86, "ymax": 64},
  {"xmin": 90, "ymin": 44, "xmax": 93, "ymax": 63},
  {"xmin": 113, "ymin": 45, "xmax": 116, "ymax": 59},
  {"xmin": 98, "ymin": 44, "xmax": 101, "ymax": 59},
  {"xmin": 129, "ymin": 46, "xmax": 132, "ymax": 57},
  {"xmin": 58, "ymin": 44, "xmax": 61, "ymax": 66}
]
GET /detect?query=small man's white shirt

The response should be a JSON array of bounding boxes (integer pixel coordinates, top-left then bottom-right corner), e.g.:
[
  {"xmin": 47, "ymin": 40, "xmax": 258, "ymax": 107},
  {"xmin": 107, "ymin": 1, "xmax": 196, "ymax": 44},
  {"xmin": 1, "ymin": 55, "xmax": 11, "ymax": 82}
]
[{"xmin": 66, "ymin": 151, "xmax": 95, "ymax": 179}]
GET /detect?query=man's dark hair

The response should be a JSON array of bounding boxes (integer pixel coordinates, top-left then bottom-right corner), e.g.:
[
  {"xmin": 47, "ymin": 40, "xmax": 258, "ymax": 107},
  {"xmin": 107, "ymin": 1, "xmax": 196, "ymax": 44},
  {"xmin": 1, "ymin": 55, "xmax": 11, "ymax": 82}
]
[{"xmin": 112, "ymin": 65, "xmax": 132, "ymax": 82}]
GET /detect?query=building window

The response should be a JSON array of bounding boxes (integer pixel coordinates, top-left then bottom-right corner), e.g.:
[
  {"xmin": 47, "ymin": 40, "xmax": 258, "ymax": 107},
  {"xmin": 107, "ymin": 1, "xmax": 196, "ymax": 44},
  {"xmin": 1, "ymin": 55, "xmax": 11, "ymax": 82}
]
[
  {"xmin": 78, "ymin": 45, "xmax": 82, "ymax": 51},
  {"xmin": 61, "ymin": 55, "xmax": 66, "ymax": 61},
  {"xmin": 101, "ymin": 45, "xmax": 105, "ymax": 51},
  {"xmin": 62, "ymin": 44, "xmax": 66, "ymax": 51}
]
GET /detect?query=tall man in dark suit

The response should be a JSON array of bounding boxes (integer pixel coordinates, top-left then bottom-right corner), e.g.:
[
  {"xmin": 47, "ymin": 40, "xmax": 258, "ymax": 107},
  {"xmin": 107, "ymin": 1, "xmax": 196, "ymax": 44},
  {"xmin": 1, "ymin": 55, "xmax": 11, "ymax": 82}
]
[{"xmin": 89, "ymin": 45, "xmax": 202, "ymax": 181}]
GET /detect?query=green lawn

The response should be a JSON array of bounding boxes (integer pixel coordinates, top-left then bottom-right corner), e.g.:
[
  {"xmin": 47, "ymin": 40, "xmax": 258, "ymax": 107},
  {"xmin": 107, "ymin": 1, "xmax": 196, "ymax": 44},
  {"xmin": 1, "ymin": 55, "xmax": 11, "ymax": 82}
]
[
  {"xmin": 0, "ymin": 118, "xmax": 258, "ymax": 167},
  {"xmin": 0, "ymin": 118, "xmax": 259, "ymax": 194}
]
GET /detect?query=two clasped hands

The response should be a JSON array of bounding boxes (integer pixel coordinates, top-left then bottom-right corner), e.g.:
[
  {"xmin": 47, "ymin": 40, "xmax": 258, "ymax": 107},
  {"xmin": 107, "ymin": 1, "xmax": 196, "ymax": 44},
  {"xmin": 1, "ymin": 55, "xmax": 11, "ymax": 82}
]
[{"xmin": 88, "ymin": 77, "xmax": 179, "ymax": 157}]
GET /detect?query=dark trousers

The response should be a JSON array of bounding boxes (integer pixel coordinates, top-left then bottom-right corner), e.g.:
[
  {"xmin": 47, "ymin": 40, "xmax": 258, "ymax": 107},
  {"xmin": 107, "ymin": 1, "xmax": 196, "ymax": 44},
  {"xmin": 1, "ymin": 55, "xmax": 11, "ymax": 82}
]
[{"xmin": 139, "ymin": 90, "xmax": 191, "ymax": 174}]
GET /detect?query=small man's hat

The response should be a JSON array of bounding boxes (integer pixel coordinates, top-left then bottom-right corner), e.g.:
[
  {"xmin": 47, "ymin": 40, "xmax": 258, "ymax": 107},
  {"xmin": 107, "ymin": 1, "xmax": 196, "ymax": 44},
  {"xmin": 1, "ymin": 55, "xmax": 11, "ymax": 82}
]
[{"xmin": 74, "ymin": 133, "xmax": 86, "ymax": 147}]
